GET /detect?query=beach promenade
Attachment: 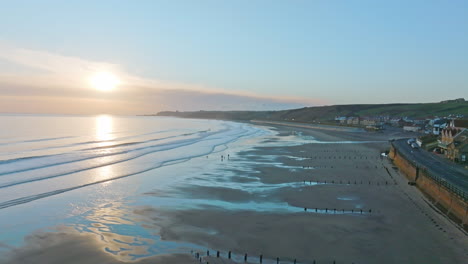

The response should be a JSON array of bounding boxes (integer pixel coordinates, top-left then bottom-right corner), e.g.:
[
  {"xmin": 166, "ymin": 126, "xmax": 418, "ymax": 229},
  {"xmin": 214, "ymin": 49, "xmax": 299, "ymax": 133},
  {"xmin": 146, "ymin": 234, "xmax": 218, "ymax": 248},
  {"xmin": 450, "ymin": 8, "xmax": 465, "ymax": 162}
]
[
  {"xmin": 390, "ymin": 139, "xmax": 468, "ymax": 229},
  {"xmin": 392, "ymin": 138, "xmax": 468, "ymax": 193}
]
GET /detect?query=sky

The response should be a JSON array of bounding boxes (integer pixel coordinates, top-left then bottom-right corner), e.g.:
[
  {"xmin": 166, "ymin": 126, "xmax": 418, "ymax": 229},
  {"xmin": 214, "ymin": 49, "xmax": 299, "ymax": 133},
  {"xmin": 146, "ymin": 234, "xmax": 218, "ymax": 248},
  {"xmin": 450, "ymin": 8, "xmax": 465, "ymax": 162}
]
[{"xmin": 0, "ymin": 0, "xmax": 467, "ymax": 114}]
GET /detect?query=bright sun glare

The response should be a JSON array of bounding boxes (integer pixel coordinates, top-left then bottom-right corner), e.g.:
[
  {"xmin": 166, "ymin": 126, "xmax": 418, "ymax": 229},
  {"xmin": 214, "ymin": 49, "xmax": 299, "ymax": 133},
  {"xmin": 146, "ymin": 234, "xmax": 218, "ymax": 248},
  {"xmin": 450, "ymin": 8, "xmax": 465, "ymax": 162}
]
[{"xmin": 90, "ymin": 72, "xmax": 120, "ymax": 92}]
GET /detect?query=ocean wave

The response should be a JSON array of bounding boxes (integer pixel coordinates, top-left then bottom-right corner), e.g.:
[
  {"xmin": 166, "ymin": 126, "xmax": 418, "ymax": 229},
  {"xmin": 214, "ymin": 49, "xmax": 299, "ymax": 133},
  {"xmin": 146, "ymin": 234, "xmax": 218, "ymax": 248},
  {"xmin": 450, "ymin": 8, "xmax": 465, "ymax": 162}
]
[
  {"xmin": 0, "ymin": 120, "xmax": 263, "ymax": 209},
  {"xmin": 0, "ymin": 139, "xmax": 247, "ymax": 209},
  {"xmin": 0, "ymin": 130, "xmax": 215, "ymax": 176},
  {"xmin": 0, "ymin": 136, "xmax": 75, "ymax": 146},
  {"xmin": 0, "ymin": 129, "xmax": 187, "ymax": 157},
  {"xmin": 0, "ymin": 125, "xmax": 254, "ymax": 189}
]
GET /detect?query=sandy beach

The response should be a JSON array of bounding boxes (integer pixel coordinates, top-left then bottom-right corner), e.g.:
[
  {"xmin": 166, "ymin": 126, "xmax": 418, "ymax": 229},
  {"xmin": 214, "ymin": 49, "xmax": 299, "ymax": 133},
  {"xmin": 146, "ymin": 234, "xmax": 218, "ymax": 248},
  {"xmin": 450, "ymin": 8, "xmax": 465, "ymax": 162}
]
[
  {"xmin": 3, "ymin": 1, "xmax": 468, "ymax": 263},
  {"xmin": 1, "ymin": 123, "xmax": 466, "ymax": 264}
]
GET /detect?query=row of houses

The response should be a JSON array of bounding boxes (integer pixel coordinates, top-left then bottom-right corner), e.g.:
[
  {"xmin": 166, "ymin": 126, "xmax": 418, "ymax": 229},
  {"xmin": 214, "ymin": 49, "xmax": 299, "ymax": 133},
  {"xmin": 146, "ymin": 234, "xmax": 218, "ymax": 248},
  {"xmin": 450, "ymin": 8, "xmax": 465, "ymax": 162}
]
[
  {"xmin": 335, "ymin": 115, "xmax": 446, "ymax": 132},
  {"xmin": 334, "ymin": 116, "xmax": 385, "ymax": 130},
  {"xmin": 387, "ymin": 117, "xmax": 462, "ymax": 136},
  {"xmin": 334, "ymin": 115, "xmax": 468, "ymax": 164},
  {"xmin": 335, "ymin": 115, "xmax": 467, "ymax": 133}
]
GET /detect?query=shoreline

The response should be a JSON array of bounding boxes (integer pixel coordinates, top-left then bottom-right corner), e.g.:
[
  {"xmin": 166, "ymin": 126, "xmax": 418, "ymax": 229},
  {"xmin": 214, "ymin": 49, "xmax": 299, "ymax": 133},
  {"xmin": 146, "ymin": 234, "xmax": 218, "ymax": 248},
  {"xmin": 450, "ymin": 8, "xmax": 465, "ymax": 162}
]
[{"xmin": 1, "ymin": 122, "xmax": 467, "ymax": 264}]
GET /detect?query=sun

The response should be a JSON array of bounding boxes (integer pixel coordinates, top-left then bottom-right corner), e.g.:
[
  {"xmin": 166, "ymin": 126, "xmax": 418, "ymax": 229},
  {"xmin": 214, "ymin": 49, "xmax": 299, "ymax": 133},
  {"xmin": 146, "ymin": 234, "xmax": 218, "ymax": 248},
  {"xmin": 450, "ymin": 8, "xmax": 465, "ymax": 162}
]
[{"xmin": 89, "ymin": 72, "xmax": 120, "ymax": 92}]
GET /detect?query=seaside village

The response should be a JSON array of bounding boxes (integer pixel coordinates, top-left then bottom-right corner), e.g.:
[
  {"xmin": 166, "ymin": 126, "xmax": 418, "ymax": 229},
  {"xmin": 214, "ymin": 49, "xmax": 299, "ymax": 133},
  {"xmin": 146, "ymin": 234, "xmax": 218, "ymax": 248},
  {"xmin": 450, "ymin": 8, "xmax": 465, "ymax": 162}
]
[{"xmin": 334, "ymin": 114, "xmax": 468, "ymax": 165}]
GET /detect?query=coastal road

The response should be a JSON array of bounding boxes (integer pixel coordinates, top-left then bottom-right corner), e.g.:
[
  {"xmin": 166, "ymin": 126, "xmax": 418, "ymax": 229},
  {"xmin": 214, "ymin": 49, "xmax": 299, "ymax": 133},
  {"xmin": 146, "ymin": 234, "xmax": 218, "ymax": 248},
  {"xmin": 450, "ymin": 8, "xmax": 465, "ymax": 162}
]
[{"xmin": 392, "ymin": 139, "xmax": 468, "ymax": 193}]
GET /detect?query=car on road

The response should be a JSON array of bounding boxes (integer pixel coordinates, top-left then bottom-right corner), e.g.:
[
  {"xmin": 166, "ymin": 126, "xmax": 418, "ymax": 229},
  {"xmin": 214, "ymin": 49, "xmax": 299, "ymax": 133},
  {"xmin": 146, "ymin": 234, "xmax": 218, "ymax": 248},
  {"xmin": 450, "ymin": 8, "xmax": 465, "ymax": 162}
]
[
  {"xmin": 407, "ymin": 138, "xmax": 416, "ymax": 145},
  {"xmin": 411, "ymin": 142, "xmax": 419, "ymax": 149}
]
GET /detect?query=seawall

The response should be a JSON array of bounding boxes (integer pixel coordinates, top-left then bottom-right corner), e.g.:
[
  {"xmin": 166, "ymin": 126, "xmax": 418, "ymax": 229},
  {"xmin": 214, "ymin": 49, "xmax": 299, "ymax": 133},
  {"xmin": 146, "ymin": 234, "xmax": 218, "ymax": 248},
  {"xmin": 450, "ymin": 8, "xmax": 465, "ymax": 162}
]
[{"xmin": 389, "ymin": 145, "xmax": 468, "ymax": 230}]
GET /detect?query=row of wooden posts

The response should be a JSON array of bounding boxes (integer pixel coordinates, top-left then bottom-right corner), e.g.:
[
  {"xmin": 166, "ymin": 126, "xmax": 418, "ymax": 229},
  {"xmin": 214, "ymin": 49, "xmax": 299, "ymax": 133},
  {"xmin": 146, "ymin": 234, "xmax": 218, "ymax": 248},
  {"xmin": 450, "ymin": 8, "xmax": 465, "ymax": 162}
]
[
  {"xmin": 192, "ymin": 250, "xmax": 347, "ymax": 264},
  {"xmin": 304, "ymin": 179, "xmax": 396, "ymax": 185},
  {"xmin": 301, "ymin": 156, "xmax": 380, "ymax": 160},
  {"xmin": 303, "ymin": 207, "xmax": 372, "ymax": 214},
  {"xmin": 301, "ymin": 165, "xmax": 384, "ymax": 169}
]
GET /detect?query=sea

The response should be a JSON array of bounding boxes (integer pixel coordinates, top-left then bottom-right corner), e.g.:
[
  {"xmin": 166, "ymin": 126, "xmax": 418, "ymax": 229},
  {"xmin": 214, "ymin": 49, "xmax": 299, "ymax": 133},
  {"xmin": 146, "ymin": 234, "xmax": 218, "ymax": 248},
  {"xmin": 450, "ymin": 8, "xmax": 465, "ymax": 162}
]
[
  {"xmin": 0, "ymin": 114, "xmax": 284, "ymax": 261},
  {"xmin": 0, "ymin": 114, "xmax": 385, "ymax": 263},
  {"xmin": 0, "ymin": 114, "xmax": 270, "ymax": 259}
]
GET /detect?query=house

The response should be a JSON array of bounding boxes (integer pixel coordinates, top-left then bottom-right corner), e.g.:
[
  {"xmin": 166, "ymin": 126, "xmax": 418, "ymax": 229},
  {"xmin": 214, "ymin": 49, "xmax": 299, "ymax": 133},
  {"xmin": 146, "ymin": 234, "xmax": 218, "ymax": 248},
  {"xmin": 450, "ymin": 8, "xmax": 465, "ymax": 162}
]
[
  {"xmin": 438, "ymin": 127, "xmax": 463, "ymax": 153},
  {"xmin": 416, "ymin": 134, "xmax": 438, "ymax": 149},
  {"xmin": 388, "ymin": 118, "xmax": 405, "ymax": 127},
  {"xmin": 412, "ymin": 119, "xmax": 427, "ymax": 125},
  {"xmin": 439, "ymin": 119, "xmax": 468, "ymax": 163},
  {"xmin": 361, "ymin": 117, "xmax": 385, "ymax": 127},
  {"xmin": 445, "ymin": 129, "xmax": 468, "ymax": 163},
  {"xmin": 382, "ymin": 115, "xmax": 391, "ymax": 122},
  {"xmin": 334, "ymin": 116, "xmax": 347, "ymax": 124},
  {"xmin": 361, "ymin": 118, "xmax": 376, "ymax": 126},
  {"xmin": 346, "ymin": 117, "xmax": 360, "ymax": 126},
  {"xmin": 403, "ymin": 117, "xmax": 414, "ymax": 123},
  {"xmin": 431, "ymin": 119, "xmax": 449, "ymax": 135}
]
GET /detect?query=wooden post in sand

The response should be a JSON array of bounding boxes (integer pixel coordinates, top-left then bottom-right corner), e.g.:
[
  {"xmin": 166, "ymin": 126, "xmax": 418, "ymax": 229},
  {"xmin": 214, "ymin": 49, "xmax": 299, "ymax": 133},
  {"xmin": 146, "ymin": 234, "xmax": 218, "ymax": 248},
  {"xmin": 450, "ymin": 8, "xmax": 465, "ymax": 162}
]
[{"xmin": 463, "ymin": 205, "xmax": 468, "ymax": 226}]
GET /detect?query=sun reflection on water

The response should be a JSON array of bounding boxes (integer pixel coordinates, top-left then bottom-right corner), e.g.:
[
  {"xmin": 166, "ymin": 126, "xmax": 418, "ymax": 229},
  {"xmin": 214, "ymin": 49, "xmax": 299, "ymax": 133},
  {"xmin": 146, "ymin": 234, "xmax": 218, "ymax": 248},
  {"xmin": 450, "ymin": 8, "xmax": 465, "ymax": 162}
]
[
  {"xmin": 94, "ymin": 163, "xmax": 114, "ymax": 186},
  {"xmin": 95, "ymin": 115, "xmax": 114, "ymax": 143}
]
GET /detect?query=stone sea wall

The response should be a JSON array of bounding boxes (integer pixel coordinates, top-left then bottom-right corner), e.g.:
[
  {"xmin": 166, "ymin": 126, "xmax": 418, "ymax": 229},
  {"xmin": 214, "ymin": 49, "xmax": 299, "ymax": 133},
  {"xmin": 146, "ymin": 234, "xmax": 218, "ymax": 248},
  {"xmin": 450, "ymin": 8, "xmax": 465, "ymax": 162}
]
[{"xmin": 389, "ymin": 146, "xmax": 467, "ymax": 230}]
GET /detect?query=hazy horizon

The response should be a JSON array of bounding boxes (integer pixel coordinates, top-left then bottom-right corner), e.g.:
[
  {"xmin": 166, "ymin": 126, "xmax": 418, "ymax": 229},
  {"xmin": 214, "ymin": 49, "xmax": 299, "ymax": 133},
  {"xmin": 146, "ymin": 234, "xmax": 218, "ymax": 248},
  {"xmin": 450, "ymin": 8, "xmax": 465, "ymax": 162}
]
[{"xmin": 1, "ymin": 0, "xmax": 467, "ymax": 114}]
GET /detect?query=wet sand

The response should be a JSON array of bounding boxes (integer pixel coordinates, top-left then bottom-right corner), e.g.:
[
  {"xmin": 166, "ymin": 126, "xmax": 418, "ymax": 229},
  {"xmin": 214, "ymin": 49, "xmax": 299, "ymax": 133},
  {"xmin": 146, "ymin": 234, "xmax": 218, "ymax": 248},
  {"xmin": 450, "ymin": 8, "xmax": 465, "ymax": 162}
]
[
  {"xmin": 160, "ymin": 125, "xmax": 467, "ymax": 263},
  {"xmin": 0, "ymin": 227, "xmax": 194, "ymax": 264},
  {"xmin": 1, "ymin": 124, "xmax": 467, "ymax": 264}
]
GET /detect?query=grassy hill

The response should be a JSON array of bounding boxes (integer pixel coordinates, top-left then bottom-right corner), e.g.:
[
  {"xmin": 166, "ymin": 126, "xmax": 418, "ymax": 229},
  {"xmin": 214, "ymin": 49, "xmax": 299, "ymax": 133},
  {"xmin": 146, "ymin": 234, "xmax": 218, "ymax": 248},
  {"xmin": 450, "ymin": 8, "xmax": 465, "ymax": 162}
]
[{"xmin": 156, "ymin": 101, "xmax": 468, "ymax": 123}]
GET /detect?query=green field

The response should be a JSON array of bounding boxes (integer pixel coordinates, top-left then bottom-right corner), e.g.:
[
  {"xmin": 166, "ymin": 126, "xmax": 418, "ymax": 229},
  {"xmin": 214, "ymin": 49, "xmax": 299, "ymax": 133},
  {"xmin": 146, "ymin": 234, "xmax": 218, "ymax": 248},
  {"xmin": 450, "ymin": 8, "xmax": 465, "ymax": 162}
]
[{"xmin": 157, "ymin": 102, "xmax": 468, "ymax": 122}]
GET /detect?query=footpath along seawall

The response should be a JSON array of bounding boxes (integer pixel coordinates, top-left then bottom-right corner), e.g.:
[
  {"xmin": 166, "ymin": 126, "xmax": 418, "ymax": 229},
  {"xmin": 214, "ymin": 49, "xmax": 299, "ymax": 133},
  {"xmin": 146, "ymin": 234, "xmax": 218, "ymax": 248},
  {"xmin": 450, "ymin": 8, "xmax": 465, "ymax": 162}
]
[{"xmin": 389, "ymin": 144, "xmax": 468, "ymax": 230}]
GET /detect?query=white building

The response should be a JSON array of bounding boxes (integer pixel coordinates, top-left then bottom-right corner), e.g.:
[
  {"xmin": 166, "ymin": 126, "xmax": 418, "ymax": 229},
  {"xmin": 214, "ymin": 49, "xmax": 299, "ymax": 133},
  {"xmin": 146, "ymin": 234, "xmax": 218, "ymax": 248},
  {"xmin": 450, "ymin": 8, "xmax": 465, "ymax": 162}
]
[
  {"xmin": 432, "ymin": 119, "xmax": 449, "ymax": 135},
  {"xmin": 403, "ymin": 125, "xmax": 421, "ymax": 132}
]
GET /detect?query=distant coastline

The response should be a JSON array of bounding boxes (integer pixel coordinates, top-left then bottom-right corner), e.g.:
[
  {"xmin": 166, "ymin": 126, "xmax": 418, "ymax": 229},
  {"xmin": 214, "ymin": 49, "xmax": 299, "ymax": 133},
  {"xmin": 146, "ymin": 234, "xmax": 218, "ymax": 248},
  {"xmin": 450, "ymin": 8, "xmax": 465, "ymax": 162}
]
[{"xmin": 154, "ymin": 100, "xmax": 468, "ymax": 124}]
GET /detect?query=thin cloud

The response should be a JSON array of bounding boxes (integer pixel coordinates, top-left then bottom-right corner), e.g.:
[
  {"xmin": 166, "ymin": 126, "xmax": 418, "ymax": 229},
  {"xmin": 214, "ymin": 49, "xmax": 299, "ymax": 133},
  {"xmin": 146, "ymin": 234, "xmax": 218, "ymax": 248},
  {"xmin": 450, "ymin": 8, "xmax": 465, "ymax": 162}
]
[{"xmin": 0, "ymin": 45, "xmax": 322, "ymax": 114}]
